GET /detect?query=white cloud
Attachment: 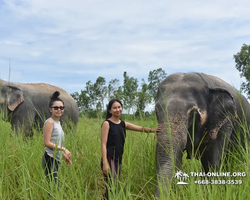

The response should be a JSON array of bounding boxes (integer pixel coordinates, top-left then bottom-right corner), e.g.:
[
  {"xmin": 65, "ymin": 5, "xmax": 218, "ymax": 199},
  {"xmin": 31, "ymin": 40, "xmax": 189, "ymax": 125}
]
[{"xmin": 0, "ymin": 0, "xmax": 249, "ymax": 100}]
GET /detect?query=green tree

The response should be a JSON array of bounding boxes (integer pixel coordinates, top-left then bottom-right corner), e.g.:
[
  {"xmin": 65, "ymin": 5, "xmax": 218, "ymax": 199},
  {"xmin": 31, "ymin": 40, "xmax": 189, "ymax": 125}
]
[
  {"xmin": 107, "ymin": 78, "xmax": 120, "ymax": 100},
  {"xmin": 96, "ymin": 101, "xmax": 103, "ymax": 119},
  {"xmin": 136, "ymin": 79, "xmax": 151, "ymax": 118},
  {"xmin": 234, "ymin": 44, "xmax": 250, "ymax": 98},
  {"xmin": 113, "ymin": 86, "xmax": 123, "ymax": 100},
  {"xmin": 148, "ymin": 68, "xmax": 167, "ymax": 102},
  {"xmin": 71, "ymin": 90, "xmax": 91, "ymax": 114},
  {"xmin": 85, "ymin": 80, "xmax": 95, "ymax": 108},
  {"xmin": 122, "ymin": 71, "xmax": 138, "ymax": 115},
  {"xmin": 93, "ymin": 76, "xmax": 107, "ymax": 111},
  {"xmin": 71, "ymin": 80, "xmax": 98, "ymax": 115}
]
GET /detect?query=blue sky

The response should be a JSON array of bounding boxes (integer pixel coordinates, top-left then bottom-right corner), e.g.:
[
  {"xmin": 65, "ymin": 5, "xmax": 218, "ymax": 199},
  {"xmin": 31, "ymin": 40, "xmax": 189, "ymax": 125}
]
[{"xmin": 0, "ymin": 0, "xmax": 249, "ymax": 99}]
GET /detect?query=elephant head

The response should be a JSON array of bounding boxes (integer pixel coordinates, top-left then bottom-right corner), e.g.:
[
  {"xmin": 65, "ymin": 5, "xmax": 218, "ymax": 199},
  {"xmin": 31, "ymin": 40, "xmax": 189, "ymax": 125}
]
[
  {"xmin": 1, "ymin": 79, "xmax": 79, "ymax": 135},
  {"xmin": 155, "ymin": 73, "xmax": 237, "ymax": 197},
  {"xmin": 0, "ymin": 80, "xmax": 24, "ymax": 113}
]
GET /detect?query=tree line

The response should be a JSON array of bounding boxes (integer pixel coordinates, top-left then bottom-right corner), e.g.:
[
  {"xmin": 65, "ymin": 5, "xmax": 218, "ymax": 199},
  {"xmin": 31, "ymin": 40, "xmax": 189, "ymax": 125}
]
[
  {"xmin": 71, "ymin": 43, "xmax": 250, "ymax": 118},
  {"xmin": 71, "ymin": 68, "xmax": 167, "ymax": 118}
]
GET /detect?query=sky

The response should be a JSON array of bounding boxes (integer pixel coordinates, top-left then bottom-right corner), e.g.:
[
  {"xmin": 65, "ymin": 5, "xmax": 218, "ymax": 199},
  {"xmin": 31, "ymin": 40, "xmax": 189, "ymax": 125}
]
[{"xmin": 0, "ymin": 0, "xmax": 250, "ymax": 105}]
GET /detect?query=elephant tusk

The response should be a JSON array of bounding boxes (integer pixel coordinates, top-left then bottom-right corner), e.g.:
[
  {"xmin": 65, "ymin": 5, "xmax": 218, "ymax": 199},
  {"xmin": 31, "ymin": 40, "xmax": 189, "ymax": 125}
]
[{"xmin": 187, "ymin": 105, "xmax": 207, "ymax": 125}]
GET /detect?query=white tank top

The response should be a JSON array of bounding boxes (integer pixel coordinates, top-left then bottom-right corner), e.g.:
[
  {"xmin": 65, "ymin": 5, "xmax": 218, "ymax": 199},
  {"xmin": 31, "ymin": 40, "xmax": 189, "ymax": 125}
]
[{"xmin": 43, "ymin": 118, "xmax": 65, "ymax": 162}]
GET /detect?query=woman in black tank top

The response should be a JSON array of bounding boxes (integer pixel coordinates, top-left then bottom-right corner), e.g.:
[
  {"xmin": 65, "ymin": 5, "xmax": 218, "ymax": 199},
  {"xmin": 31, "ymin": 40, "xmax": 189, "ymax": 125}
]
[{"xmin": 101, "ymin": 99, "xmax": 161, "ymax": 199}]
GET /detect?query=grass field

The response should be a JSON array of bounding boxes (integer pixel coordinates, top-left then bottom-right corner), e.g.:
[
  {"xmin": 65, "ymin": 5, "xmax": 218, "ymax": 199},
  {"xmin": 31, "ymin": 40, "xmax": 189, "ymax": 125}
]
[{"xmin": 0, "ymin": 116, "xmax": 249, "ymax": 200}]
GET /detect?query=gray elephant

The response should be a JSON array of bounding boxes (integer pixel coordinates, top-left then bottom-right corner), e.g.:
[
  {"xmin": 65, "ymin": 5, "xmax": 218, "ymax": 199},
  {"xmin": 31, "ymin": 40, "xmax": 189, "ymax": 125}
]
[
  {"xmin": 0, "ymin": 79, "xmax": 79, "ymax": 135},
  {"xmin": 155, "ymin": 73, "xmax": 250, "ymax": 197}
]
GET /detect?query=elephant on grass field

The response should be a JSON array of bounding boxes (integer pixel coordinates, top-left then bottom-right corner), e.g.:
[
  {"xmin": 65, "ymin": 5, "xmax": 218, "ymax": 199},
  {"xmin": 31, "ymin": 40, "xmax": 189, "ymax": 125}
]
[
  {"xmin": 155, "ymin": 72, "xmax": 250, "ymax": 197},
  {"xmin": 0, "ymin": 79, "xmax": 79, "ymax": 135}
]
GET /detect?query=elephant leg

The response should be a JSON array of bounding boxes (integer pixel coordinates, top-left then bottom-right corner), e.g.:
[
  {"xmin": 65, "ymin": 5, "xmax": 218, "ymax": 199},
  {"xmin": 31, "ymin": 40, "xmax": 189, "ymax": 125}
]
[{"xmin": 201, "ymin": 121, "xmax": 233, "ymax": 173}]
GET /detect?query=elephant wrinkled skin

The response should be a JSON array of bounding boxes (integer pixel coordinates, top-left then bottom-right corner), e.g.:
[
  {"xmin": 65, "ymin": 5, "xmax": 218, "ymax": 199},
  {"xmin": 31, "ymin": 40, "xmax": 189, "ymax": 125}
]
[
  {"xmin": 155, "ymin": 73, "xmax": 250, "ymax": 197},
  {"xmin": 0, "ymin": 79, "xmax": 79, "ymax": 135}
]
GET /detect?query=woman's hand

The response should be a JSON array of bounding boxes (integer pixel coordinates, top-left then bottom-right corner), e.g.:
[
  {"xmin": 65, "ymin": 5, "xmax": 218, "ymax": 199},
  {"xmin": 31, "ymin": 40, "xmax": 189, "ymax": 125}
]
[
  {"xmin": 102, "ymin": 161, "xmax": 109, "ymax": 176},
  {"xmin": 155, "ymin": 124, "xmax": 162, "ymax": 134},
  {"xmin": 63, "ymin": 154, "xmax": 72, "ymax": 166},
  {"xmin": 63, "ymin": 149, "xmax": 72, "ymax": 166}
]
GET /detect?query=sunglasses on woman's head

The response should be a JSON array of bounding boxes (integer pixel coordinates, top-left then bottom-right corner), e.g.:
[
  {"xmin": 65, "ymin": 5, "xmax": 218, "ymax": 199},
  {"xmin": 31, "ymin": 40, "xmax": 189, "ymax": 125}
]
[{"xmin": 51, "ymin": 106, "xmax": 65, "ymax": 110}]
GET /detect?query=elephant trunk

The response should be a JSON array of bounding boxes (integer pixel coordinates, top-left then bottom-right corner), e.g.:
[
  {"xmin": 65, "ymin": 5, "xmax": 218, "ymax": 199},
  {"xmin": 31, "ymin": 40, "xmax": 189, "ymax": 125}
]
[{"xmin": 155, "ymin": 116, "xmax": 188, "ymax": 197}]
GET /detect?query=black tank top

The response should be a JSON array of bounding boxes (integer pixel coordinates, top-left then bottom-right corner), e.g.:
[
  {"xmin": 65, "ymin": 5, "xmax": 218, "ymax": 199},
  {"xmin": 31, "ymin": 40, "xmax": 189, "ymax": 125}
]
[{"xmin": 105, "ymin": 120, "xmax": 126, "ymax": 163}]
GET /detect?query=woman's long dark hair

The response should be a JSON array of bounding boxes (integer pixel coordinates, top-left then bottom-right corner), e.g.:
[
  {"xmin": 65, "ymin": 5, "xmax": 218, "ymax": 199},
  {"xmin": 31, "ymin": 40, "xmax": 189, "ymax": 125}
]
[
  {"xmin": 106, "ymin": 99, "xmax": 123, "ymax": 119},
  {"xmin": 49, "ymin": 91, "xmax": 64, "ymax": 108}
]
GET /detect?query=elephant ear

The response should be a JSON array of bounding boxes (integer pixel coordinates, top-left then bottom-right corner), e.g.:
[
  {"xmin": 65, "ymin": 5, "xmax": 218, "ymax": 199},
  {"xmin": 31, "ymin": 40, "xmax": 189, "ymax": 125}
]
[
  {"xmin": 7, "ymin": 85, "xmax": 24, "ymax": 111},
  {"xmin": 197, "ymin": 73, "xmax": 236, "ymax": 140}
]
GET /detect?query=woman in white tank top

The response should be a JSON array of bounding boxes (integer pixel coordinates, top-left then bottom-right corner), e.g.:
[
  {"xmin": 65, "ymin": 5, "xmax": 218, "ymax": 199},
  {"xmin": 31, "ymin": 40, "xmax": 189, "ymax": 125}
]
[{"xmin": 42, "ymin": 91, "xmax": 72, "ymax": 191}]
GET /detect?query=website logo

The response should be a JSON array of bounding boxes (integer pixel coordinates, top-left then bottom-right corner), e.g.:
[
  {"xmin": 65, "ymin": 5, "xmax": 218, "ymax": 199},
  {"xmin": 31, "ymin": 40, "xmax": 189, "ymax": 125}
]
[{"xmin": 174, "ymin": 170, "xmax": 189, "ymax": 185}]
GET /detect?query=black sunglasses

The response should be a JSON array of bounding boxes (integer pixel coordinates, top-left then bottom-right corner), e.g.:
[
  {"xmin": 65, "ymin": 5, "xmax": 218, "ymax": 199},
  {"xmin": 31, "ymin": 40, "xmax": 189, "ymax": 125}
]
[{"xmin": 51, "ymin": 106, "xmax": 65, "ymax": 110}]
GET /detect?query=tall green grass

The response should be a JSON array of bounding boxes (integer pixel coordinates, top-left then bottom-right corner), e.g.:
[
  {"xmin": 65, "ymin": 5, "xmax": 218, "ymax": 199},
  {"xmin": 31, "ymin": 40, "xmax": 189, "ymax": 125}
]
[{"xmin": 0, "ymin": 115, "xmax": 249, "ymax": 199}]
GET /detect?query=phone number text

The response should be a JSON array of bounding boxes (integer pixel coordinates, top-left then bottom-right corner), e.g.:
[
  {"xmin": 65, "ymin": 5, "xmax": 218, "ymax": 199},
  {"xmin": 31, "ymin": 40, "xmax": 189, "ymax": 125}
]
[{"xmin": 194, "ymin": 180, "xmax": 242, "ymax": 185}]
